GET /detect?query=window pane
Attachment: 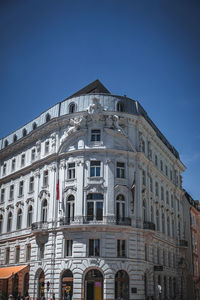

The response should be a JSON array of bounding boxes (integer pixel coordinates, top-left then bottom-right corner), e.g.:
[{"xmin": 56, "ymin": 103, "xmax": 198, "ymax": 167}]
[
  {"xmin": 87, "ymin": 202, "xmax": 94, "ymax": 221},
  {"xmin": 96, "ymin": 202, "xmax": 103, "ymax": 220}
]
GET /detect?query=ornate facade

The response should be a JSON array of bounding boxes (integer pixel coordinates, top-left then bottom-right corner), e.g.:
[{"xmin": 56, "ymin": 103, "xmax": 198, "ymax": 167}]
[{"xmin": 0, "ymin": 80, "xmax": 194, "ymax": 299}]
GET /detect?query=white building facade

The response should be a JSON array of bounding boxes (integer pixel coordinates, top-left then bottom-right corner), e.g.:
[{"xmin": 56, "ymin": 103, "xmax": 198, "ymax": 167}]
[{"xmin": 0, "ymin": 80, "xmax": 190, "ymax": 300}]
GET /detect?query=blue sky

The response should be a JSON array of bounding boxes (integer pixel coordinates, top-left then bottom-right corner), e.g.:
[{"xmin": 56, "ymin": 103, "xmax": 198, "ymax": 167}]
[{"xmin": 0, "ymin": 0, "xmax": 200, "ymax": 200}]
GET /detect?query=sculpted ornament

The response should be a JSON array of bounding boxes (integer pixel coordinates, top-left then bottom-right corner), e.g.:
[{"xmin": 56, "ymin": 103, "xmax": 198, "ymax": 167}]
[
  {"xmin": 113, "ymin": 115, "xmax": 127, "ymax": 136},
  {"xmin": 60, "ymin": 116, "xmax": 87, "ymax": 144},
  {"xmin": 87, "ymin": 97, "xmax": 103, "ymax": 121}
]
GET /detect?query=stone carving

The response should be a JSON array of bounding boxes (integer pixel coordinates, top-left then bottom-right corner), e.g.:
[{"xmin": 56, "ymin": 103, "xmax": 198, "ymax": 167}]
[
  {"xmin": 36, "ymin": 140, "xmax": 41, "ymax": 153},
  {"xmin": 51, "ymin": 133, "xmax": 56, "ymax": 150},
  {"xmin": 60, "ymin": 116, "xmax": 87, "ymax": 144},
  {"xmin": 87, "ymin": 97, "xmax": 103, "ymax": 121},
  {"xmin": 113, "ymin": 115, "xmax": 127, "ymax": 136}
]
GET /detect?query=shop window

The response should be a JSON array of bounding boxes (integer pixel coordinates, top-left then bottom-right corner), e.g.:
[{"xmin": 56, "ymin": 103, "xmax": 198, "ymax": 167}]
[{"xmin": 115, "ymin": 270, "xmax": 129, "ymax": 300}]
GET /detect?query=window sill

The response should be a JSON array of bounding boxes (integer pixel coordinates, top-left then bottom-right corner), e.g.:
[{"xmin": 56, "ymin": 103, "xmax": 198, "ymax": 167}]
[{"xmin": 18, "ymin": 194, "xmax": 24, "ymax": 198}]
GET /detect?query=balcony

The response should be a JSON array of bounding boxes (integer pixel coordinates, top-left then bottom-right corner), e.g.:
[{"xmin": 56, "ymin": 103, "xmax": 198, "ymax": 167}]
[
  {"xmin": 31, "ymin": 221, "xmax": 48, "ymax": 231},
  {"xmin": 179, "ymin": 239, "xmax": 188, "ymax": 247},
  {"xmin": 143, "ymin": 221, "xmax": 156, "ymax": 230},
  {"xmin": 60, "ymin": 216, "xmax": 131, "ymax": 226}
]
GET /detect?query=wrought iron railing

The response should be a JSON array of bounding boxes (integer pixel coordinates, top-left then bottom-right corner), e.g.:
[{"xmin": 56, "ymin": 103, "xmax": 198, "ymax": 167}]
[
  {"xmin": 143, "ymin": 221, "xmax": 156, "ymax": 230},
  {"xmin": 31, "ymin": 221, "xmax": 48, "ymax": 231},
  {"xmin": 60, "ymin": 216, "xmax": 131, "ymax": 226},
  {"xmin": 179, "ymin": 239, "xmax": 188, "ymax": 247}
]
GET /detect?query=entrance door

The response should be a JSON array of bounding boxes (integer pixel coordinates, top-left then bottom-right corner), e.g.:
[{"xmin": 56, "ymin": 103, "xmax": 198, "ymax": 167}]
[{"xmin": 85, "ymin": 269, "xmax": 103, "ymax": 300}]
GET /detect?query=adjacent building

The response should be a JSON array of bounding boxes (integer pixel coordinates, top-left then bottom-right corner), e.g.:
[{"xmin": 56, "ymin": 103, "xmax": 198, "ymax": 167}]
[{"xmin": 0, "ymin": 80, "xmax": 196, "ymax": 299}]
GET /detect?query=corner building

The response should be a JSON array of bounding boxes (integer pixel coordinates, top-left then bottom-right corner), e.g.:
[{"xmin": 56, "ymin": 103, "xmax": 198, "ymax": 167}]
[{"xmin": 0, "ymin": 80, "xmax": 189, "ymax": 299}]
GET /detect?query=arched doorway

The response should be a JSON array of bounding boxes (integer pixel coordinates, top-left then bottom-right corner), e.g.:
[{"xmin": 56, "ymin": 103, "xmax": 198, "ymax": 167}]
[
  {"xmin": 61, "ymin": 270, "xmax": 73, "ymax": 300},
  {"xmin": 12, "ymin": 274, "xmax": 19, "ymax": 298},
  {"xmin": 37, "ymin": 270, "xmax": 45, "ymax": 299},
  {"xmin": 85, "ymin": 269, "xmax": 103, "ymax": 300},
  {"xmin": 115, "ymin": 270, "xmax": 129, "ymax": 300},
  {"xmin": 23, "ymin": 273, "xmax": 29, "ymax": 297}
]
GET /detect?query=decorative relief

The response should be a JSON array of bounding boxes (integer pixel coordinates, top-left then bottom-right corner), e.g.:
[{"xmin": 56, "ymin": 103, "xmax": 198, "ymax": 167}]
[
  {"xmin": 26, "ymin": 198, "xmax": 34, "ymax": 204},
  {"xmin": 50, "ymin": 163, "xmax": 57, "ymax": 172},
  {"xmin": 36, "ymin": 140, "xmax": 41, "ymax": 154},
  {"xmin": 87, "ymin": 97, "xmax": 103, "ymax": 121},
  {"xmin": 0, "ymin": 207, "xmax": 5, "ymax": 212},
  {"xmin": 60, "ymin": 160, "xmax": 66, "ymax": 169},
  {"xmin": 60, "ymin": 116, "xmax": 87, "ymax": 144},
  {"xmin": 16, "ymin": 200, "xmax": 24, "ymax": 207},
  {"xmin": 6, "ymin": 204, "xmax": 14, "ymax": 210},
  {"xmin": 38, "ymin": 189, "xmax": 50, "ymax": 199},
  {"xmin": 113, "ymin": 115, "xmax": 127, "ymax": 137},
  {"xmin": 51, "ymin": 133, "xmax": 56, "ymax": 150},
  {"xmin": 84, "ymin": 183, "xmax": 106, "ymax": 193},
  {"xmin": 34, "ymin": 169, "xmax": 40, "ymax": 178}
]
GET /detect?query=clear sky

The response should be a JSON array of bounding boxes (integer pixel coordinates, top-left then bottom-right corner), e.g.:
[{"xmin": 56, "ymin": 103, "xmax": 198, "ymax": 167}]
[{"xmin": 0, "ymin": 0, "xmax": 199, "ymax": 200}]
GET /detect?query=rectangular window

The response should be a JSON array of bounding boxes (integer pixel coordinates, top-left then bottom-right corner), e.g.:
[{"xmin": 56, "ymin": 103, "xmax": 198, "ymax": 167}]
[
  {"xmin": 15, "ymin": 247, "xmax": 20, "ymax": 263},
  {"xmin": 142, "ymin": 170, "xmax": 146, "ymax": 185},
  {"xmin": 90, "ymin": 161, "xmax": 101, "ymax": 177},
  {"xmin": 19, "ymin": 181, "xmax": 24, "ymax": 196},
  {"xmin": 0, "ymin": 189, "xmax": 5, "ymax": 203},
  {"xmin": 155, "ymin": 182, "xmax": 159, "ymax": 196},
  {"xmin": 89, "ymin": 239, "xmax": 100, "ymax": 256},
  {"xmin": 5, "ymin": 248, "xmax": 10, "ymax": 264},
  {"xmin": 26, "ymin": 244, "xmax": 31, "ymax": 262},
  {"xmin": 11, "ymin": 159, "xmax": 16, "ymax": 172},
  {"xmin": 9, "ymin": 185, "xmax": 14, "ymax": 200},
  {"xmin": 150, "ymin": 177, "xmax": 153, "ymax": 192},
  {"xmin": 64, "ymin": 240, "xmax": 73, "ymax": 257},
  {"xmin": 91, "ymin": 129, "xmax": 101, "ymax": 142},
  {"xmin": 87, "ymin": 202, "xmax": 94, "ymax": 221},
  {"xmin": 29, "ymin": 176, "xmax": 34, "ymax": 192},
  {"xmin": 155, "ymin": 155, "xmax": 158, "ymax": 166},
  {"xmin": 31, "ymin": 149, "xmax": 36, "ymax": 161},
  {"xmin": 145, "ymin": 244, "xmax": 148, "ymax": 261},
  {"xmin": 3, "ymin": 163, "xmax": 6, "ymax": 175},
  {"xmin": 21, "ymin": 154, "xmax": 25, "ymax": 167},
  {"xmin": 117, "ymin": 240, "xmax": 126, "ymax": 257},
  {"xmin": 45, "ymin": 141, "xmax": 49, "ymax": 154},
  {"xmin": 165, "ymin": 165, "xmax": 168, "ymax": 176},
  {"xmin": 43, "ymin": 170, "xmax": 48, "ymax": 186},
  {"xmin": 116, "ymin": 162, "xmax": 125, "ymax": 178},
  {"xmin": 68, "ymin": 163, "xmax": 75, "ymax": 179}
]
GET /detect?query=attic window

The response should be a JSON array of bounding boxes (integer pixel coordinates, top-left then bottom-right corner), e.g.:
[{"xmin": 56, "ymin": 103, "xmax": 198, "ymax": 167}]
[
  {"xmin": 32, "ymin": 122, "xmax": 37, "ymax": 130},
  {"xmin": 45, "ymin": 113, "xmax": 51, "ymax": 122},
  {"xmin": 13, "ymin": 135, "xmax": 17, "ymax": 142},
  {"xmin": 23, "ymin": 129, "xmax": 27, "ymax": 137},
  {"xmin": 69, "ymin": 103, "xmax": 76, "ymax": 114},
  {"xmin": 4, "ymin": 140, "xmax": 8, "ymax": 148},
  {"xmin": 117, "ymin": 102, "xmax": 124, "ymax": 112}
]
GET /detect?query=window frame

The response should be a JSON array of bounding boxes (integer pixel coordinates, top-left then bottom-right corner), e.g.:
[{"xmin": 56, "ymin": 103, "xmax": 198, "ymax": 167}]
[
  {"xmin": 89, "ymin": 239, "xmax": 100, "ymax": 257},
  {"xmin": 116, "ymin": 162, "xmax": 125, "ymax": 179},
  {"xmin": 90, "ymin": 161, "xmax": 101, "ymax": 177}
]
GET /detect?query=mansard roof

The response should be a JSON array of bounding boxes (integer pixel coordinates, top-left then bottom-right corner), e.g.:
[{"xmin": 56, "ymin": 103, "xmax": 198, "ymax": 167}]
[
  {"xmin": 67, "ymin": 79, "xmax": 110, "ymax": 100},
  {"xmin": 0, "ymin": 79, "xmax": 180, "ymax": 160}
]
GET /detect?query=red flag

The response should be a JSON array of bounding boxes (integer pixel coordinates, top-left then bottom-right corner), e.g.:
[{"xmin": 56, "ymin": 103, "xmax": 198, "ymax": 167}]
[{"xmin": 56, "ymin": 179, "xmax": 59, "ymax": 200}]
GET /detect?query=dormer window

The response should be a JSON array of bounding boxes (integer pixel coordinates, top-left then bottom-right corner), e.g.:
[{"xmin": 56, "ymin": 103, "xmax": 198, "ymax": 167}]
[
  {"xmin": 13, "ymin": 134, "xmax": 17, "ymax": 142},
  {"xmin": 23, "ymin": 128, "xmax": 27, "ymax": 137},
  {"xmin": 45, "ymin": 113, "xmax": 51, "ymax": 122},
  {"xmin": 4, "ymin": 140, "xmax": 8, "ymax": 148},
  {"xmin": 117, "ymin": 101, "xmax": 124, "ymax": 112},
  {"xmin": 32, "ymin": 122, "xmax": 37, "ymax": 130},
  {"xmin": 69, "ymin": 103, "xmax": 76, "ymax": 114}
]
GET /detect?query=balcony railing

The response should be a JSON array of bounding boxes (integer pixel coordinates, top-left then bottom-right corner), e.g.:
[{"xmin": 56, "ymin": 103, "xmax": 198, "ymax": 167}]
[
  {"xmin": 31, "ymin": 221, "xmax": 48, "ymax": 231},
  {"xmin": 60, "ymin": 216, "xmax": 131, "ymax": 226},
  {"xmin": 143, "ymin": 221, "xmax": 156, "ymax": 230},
  {"xmin": 179, "ymin": 239, "xmax": 188, "ymax": 247}
]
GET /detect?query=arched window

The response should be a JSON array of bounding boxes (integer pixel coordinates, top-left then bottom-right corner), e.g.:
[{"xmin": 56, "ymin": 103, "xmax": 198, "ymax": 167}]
[
  {"xmin": 69, "ymin": 103, "xmax": 76, "ymax": 114},
  {"xmin": 17, "ymin": 209, "xmax": 22, "ymax": 230},
  {"xmin": 45, "ymin": 113, "xmax": 51, "ymax": 122},
  {"xmin": 162, "ymin": 213, "xmax": 165, "ymax": 233},
  {"xmin": 13, "ymin": 134, "xmax": 17, "ymax": 142},
  {"xmin": 38, "ymin": 270, "xmax": 45, "ymax": 298},
  {"xmin": 87, "ymin": 193, "xmax": 103, "ymax": 221},
  {"xmin": 4, "ymin": 140, "xmax": 8, "ymax": 148},
  {"xmin": 156, "ymin": 209, "xmax": 160, "ymax": 231},
  {"xmin": 167, "ymin": 216, "xmax": 170, "ymax": 236},
  {"xmin": 27, "ymin": 205, "xmax": 33, "ymax": 227},
  {"xmin": 117, "ymin": 101, "xmax": 124, "ymax": 112},
  {"xmin": 61, "ymin": 270, "xmax": 73, "ymax": 300},
  {"xmin": 41, "ymin": 199, "xmax": 48, "ymax": 222},
  {"xmin": 0, "ymin": 215, "xmax": 3, "ymax": 233},
  {"xmin": 115, "ymin": 270, "xmax": 129, "ymax": 300},
  {"xmin": 116, "ymin": 194, "xmax": 125, "ymax": 222},
  {"xmin": 143, "ymin": 199, "xmax": 146, "ymax": 222},
  {"xmin": 23, "ymin": 128, "xmax": 27, "ymax": 137},
  {"xmin": 32, "ymin": 122, "xmax": 37, "ymax": 130},
  {"xmin": 7, "ymin": 212, "xmax": 12, "ymax": 232},
  {"xmin": 66, "ymin": 195, "xmax": 75, "ymax": 223},
  {"xmin": 85, "ymin": 269, "xmax": 103, "ymax": 300}
]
